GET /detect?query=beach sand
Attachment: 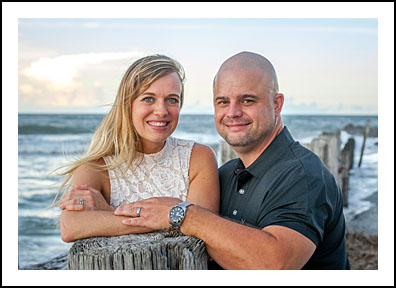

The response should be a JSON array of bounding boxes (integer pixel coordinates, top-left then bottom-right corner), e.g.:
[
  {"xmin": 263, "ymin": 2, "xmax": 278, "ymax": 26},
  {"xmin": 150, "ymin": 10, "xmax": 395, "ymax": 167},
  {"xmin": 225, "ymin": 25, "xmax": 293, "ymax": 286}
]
[{"xmin": 345, "ymin": 191, "xmax": 378, "ymax": 269}]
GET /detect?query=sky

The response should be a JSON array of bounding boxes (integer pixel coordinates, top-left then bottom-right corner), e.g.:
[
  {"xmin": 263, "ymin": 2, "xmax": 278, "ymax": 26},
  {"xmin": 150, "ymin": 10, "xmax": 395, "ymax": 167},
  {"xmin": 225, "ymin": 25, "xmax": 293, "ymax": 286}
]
[
  {"xmin": 3, "ymin": 2, "xmax": 395, "ymax": 286},
  {"xmin": 15, "ymin": 8, "xmax": 384, "ymax": 115}
]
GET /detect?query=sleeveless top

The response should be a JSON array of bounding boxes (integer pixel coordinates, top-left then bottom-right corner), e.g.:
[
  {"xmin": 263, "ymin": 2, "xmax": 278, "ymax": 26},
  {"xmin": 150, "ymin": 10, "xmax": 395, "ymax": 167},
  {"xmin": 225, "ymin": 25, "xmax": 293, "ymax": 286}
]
[{"xmin": 103, "ymin": 137, "xmax": 195, "ymax": 209}]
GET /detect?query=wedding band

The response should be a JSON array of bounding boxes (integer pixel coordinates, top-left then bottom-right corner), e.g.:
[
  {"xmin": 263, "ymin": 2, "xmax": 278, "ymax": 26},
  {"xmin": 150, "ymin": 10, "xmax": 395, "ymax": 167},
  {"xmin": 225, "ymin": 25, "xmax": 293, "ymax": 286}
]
[
  {"xmin": 79, "ymin": 199, "xmax": 84, "ymax": 205},
  {"xmin": 136, "ymin": 207, "xmax": 142, "ymax": 217}
]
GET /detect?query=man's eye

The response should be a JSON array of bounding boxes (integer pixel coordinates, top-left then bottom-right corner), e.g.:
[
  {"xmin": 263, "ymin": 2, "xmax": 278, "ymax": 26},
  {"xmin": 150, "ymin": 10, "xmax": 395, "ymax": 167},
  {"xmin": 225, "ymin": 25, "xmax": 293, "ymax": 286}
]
[{"xmin": 242, "ymin": 99, "xmax": 254, "ymax": 104}]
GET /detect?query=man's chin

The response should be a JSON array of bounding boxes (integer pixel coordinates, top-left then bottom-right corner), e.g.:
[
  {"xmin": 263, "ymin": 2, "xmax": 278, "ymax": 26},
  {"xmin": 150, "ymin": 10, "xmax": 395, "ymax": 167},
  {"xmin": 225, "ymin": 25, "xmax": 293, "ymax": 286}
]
[{"xmin": 224, "ymin": 136, "xmax": 249, "ymax": 147}]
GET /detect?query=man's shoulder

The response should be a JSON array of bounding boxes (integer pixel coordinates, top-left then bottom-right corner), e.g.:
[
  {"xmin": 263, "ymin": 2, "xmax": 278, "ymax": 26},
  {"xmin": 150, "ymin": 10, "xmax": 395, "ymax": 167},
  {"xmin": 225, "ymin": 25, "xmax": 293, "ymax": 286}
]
[{"xmin": 218, "ymin": 158, "xmax": 240, "ymax": 175}]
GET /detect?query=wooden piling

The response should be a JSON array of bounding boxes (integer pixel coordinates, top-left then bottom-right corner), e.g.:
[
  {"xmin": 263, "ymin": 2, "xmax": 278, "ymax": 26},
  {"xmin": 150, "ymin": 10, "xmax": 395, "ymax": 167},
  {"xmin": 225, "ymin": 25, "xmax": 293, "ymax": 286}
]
[
  {"xmin": 340, "ymin": 138, "xmax": 355, "ymax": 207},
  {"xmin": 68, "ymin": 230, "xmax": 208, "ymax": 270},
  {"xmin": 358, "ymin": 120, "xmax": 371, "ymax": 167}
]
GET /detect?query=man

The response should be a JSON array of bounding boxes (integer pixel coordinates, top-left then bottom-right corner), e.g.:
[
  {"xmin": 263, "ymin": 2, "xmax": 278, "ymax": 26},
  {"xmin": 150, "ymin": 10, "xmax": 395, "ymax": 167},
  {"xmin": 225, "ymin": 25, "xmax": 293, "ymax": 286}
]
[{"xmin": 115, "ymin": 51, "xmax": 350, "ymax": 269}]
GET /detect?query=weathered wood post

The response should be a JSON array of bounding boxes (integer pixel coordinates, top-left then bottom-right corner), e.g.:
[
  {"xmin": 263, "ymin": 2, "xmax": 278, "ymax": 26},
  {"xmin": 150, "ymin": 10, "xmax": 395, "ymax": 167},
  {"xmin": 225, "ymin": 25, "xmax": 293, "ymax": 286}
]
[
  {"xmin": 358, "ymin": 120, "xmax": 371, "ymax": 167},
  {"xmin": 302, "ymin": 131, "xmax": 355, "ymax": 207},
  {"xmin": 68, "ymin": 230, "xmax": 208, "ymax": 270},
  {"xmin": 340, "ymin": 138, "xmax": 355, "ymax": 207},
  {"xmin": 303, "ymin": 131, "xmax": 342, "ymax": 187},
  {"xmin": 219, "ymin": 141, "xmax": 238, "ymax": 166}
]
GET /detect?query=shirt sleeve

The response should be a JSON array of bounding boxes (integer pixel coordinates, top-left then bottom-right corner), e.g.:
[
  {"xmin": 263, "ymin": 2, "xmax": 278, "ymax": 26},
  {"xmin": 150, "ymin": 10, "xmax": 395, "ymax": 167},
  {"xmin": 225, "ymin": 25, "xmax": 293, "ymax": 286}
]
[{"xmin": 256, "ymin": 172, "xmax": 331, "ymax": 246}]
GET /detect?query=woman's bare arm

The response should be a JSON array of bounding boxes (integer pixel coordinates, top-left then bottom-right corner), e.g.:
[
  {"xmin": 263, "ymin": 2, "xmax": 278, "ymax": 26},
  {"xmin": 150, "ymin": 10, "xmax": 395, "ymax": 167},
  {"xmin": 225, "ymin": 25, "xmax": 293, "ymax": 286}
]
[
  {"xmin": 59, "ymin": 159, "xmax": 155, "ymax": 242},
  {"xmin": 186, "ymin": 143, "xmax": 220, "ymax": 213}
]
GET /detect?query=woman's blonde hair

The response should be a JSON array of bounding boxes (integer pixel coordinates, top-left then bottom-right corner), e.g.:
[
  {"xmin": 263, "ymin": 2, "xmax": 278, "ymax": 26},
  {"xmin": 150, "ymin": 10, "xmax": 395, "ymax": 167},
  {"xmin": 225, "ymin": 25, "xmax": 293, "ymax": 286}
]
[{"xmin": 50, "ymin": 54, "xmax": 185, "ymax": 207}]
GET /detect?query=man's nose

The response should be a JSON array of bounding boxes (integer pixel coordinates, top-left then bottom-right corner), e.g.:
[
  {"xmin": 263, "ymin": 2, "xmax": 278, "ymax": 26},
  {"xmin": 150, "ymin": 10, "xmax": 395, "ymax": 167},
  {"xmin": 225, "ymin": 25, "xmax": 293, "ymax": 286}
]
[
  {"xmin": 226, "ymin": 102, "xmax": 243, "ymax": 118},
  {"xmin": 153, "ymin": 100, "xmax": 169, "ymax": 117}
]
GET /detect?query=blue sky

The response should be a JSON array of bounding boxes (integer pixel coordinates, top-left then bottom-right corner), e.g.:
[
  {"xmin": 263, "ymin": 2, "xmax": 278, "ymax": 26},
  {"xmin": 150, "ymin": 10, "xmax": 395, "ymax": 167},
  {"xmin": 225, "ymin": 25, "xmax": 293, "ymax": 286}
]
[{"xmin": 13, "ymin": 7, "xmax": 385, "ymax": 115}]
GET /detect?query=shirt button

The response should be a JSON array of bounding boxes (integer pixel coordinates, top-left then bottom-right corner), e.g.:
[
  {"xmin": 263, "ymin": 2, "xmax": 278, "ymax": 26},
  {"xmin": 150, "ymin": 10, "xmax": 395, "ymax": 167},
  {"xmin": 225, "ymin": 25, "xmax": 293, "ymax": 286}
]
[
  {"xmin": 232, "ymin": 209, "xmax": 238, "ymax": 216},
  {"xmin": 238, "ymin": 188, "xmax": 245, "ymax": 195}
]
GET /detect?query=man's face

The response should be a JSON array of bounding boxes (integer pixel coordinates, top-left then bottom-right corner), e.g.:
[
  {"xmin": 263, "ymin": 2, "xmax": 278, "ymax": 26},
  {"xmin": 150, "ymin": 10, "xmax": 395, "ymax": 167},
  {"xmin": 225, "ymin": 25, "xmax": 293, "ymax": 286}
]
[{"xmin": 213, "ymin": 68, "xmax": 277, "ymax": 151}]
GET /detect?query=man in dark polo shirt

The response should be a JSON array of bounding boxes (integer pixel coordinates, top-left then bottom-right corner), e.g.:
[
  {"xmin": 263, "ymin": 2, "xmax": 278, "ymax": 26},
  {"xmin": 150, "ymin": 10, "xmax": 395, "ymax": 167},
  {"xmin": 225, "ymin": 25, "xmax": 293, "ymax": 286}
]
[{"xmin": 116, "ymin": 51, "xmax": 350, "ymax": 269}]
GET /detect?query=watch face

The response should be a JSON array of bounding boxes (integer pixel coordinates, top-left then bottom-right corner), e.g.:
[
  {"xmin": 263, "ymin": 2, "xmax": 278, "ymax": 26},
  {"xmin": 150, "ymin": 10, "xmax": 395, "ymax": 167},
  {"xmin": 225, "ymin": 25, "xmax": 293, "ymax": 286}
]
[{"xmin": 169, "ymin": 206, "xmax": 185, "ymax": 223}]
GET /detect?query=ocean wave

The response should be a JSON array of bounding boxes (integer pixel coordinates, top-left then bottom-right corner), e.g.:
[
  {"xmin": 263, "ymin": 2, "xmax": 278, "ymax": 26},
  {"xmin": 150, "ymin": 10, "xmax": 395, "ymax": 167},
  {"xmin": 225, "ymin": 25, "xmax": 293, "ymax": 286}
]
[{"xmin": 18, "ymin": 124, "xmax": 96, "ymax": 135}]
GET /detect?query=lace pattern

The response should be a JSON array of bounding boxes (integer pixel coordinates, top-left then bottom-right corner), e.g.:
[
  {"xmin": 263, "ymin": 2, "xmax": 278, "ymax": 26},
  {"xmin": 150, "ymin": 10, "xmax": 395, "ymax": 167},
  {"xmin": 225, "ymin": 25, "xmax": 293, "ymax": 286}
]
[{"xmin": 103, "ymin": 137, "xmax": 194, "ymax": 209}]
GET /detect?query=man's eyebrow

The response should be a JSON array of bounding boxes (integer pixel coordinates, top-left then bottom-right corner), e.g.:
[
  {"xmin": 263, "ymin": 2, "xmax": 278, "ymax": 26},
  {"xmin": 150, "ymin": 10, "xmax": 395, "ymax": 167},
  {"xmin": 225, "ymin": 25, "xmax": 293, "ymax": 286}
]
[
  {"xmin": 239, "ymin": 94, "xmax": 259, "ymax": 99},
  {"xmin": 214, "ymin": 96, "xmax": 228, "ymax": 101}
]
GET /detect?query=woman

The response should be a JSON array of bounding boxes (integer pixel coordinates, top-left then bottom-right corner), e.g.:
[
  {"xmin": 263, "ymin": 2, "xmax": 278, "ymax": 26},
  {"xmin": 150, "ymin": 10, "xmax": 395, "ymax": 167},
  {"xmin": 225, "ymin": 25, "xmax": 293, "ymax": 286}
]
[{"xmin": 52, "ymin": 54, "xmax": 219, "ymax": 242}]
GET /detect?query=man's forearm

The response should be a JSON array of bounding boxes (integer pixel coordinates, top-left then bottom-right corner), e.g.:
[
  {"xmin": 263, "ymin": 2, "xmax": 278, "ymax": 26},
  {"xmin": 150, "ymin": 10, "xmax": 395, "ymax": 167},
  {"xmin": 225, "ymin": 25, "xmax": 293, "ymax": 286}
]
[
  {"xmin": 180, "ymin": 205, "xmax": 286, "ymax": 269},
  {"xmin": 60, "ymin": 210, "xmax": 153, "ymax": 242}
]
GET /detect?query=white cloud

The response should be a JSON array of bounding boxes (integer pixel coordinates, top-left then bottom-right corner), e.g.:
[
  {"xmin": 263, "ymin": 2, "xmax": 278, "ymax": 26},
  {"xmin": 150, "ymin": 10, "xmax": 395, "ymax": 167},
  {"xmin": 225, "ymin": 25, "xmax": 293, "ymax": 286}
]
[{"xmin": 21, "ymin": 51, "xmax": 146, "ymax": 89}]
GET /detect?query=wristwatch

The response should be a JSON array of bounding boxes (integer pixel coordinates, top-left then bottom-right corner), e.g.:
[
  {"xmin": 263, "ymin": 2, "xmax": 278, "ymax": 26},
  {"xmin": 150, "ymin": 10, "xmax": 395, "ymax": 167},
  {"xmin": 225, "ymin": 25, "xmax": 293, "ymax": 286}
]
[{"xmin": 168, "ymin": 201, "xmax": 193, "ymax": 231}]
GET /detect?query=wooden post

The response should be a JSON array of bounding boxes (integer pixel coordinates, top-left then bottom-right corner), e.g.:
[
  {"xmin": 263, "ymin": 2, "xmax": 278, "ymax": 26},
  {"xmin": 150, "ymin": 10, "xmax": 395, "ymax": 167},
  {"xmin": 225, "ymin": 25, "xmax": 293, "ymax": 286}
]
[
  {"xmin": 304, "ymin": 131, "xmax": 342, "ymax": 187},
  {"xmin": 219, "ymin": 141, "xmax": 238, "ymax": 166},
  {"xmin": 340, "ymin": 138, "xmax": 355, "ymax": 207},
  {"xmin": 358, "ymin": 120, "xmax": 371, "ymax": 167},
  {"xmin": 68, "ymin": 230, "xmax": 208, "ymax": 270},
  {"xmin": 302, "ymin": 131, "xmax": 356, "ymax": 207}
]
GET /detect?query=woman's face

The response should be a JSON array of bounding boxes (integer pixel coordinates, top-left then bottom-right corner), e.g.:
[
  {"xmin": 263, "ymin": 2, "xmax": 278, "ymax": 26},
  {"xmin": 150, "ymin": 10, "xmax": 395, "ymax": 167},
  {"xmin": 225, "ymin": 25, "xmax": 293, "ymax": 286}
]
[{"xmin": 132, "ymin": 72, "xmax": 182, "ymax": 154}]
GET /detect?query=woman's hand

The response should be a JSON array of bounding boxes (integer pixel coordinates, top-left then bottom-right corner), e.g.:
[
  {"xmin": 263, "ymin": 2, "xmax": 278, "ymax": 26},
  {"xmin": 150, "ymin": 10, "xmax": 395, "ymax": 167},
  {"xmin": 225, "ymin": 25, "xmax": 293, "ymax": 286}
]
[
  {"xmin": 114, "ymin": 197, "xmax": 182, "ymax": 231},
  {"xmin": 59, "ymin": 184, "xmax": 113, "ymax": 212}
]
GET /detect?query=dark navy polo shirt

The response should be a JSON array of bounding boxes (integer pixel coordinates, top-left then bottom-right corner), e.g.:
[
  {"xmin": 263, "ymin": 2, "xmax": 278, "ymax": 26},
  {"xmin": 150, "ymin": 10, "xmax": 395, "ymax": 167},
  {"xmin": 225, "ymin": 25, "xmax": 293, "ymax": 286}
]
[{"xmin": 216, "ymin": 126, "xmax": 350, "ymax": 270}]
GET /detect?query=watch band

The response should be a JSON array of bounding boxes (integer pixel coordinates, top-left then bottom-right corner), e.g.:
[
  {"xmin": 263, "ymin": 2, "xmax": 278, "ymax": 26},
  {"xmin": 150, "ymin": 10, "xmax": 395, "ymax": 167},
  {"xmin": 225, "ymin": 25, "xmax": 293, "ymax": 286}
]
[{"xmin": 177, "ymin": 201, "xmax": 193, "ymax": 209}]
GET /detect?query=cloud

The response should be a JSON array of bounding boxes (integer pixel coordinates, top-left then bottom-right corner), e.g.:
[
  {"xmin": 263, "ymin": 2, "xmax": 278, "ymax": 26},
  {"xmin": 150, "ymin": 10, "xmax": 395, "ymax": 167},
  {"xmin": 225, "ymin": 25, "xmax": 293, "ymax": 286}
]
[
  {"xmin": 21, "ymin": 51, "xmax": 146, "ymax": 89},
  {"xmin": 19, "ymin": 50, "xmax": 150, "ymax": 110}
]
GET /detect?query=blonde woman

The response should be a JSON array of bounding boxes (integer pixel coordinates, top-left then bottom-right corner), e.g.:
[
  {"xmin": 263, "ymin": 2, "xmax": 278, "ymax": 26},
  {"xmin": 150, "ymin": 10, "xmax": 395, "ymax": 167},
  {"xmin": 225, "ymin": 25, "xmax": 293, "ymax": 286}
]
[{"xmin": 53, "ymin": 55, "xmax": 219, "ymax": 242}]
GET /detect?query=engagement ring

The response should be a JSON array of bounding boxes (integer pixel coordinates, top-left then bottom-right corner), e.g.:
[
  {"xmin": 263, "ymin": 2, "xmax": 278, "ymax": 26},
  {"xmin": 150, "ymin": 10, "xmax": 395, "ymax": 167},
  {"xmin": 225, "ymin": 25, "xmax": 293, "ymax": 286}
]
[{"xmin": 136, "ymin": 207, "xmax": 142, "ymax": 217}]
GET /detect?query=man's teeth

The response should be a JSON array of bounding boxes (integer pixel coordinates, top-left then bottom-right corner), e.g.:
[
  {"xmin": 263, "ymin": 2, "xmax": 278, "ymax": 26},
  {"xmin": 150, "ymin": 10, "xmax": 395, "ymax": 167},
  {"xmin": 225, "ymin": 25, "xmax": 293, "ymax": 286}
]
[{"xmin": 149, "ymin": 122, "xmax": 168, "ymax": 127}]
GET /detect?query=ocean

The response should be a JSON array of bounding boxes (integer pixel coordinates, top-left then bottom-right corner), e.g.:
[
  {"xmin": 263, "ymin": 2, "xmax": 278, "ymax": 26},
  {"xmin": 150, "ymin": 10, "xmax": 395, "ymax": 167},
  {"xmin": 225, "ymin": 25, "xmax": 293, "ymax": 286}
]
[{"xmin": 17, "ymin": 113, "xmax": 378, "ymax": 268}]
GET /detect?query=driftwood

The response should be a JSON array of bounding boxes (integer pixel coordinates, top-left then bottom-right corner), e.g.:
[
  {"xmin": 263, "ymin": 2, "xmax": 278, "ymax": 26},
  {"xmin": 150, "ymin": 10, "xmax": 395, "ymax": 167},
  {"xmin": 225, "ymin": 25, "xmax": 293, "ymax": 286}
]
[{"xmin": 68, "ymin": 230, "xmax": 208, "ymax": 270}]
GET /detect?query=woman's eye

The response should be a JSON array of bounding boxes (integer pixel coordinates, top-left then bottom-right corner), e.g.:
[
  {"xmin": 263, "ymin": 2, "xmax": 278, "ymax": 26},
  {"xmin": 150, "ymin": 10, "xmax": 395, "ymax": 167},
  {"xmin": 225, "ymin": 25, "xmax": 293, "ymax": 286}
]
[
  {"xmin": 142, "ymin": 97, "xmax": 154, "ymax": 103},
  {"xmin": 167, "ymin": 98, "xmax": 179, "ymax": 104}
]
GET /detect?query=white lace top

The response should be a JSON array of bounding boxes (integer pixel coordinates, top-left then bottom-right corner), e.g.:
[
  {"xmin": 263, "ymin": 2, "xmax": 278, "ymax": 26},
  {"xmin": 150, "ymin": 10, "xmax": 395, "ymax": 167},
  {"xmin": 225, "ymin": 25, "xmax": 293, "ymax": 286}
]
[{"xmin": 103, "ymin": 137, "xmax": 195, "ymax": 209}]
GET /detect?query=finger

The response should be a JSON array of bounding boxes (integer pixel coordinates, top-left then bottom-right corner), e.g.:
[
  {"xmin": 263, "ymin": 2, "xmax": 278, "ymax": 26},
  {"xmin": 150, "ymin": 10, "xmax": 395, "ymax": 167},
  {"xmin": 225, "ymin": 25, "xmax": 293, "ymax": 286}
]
[
  {"xmin": 75, "ymin": 184, "xmax": 99, "ymax": 194},
  {"xmin": 64, "ymin": 204, "xmax": 84, "ymax": 211},
  {"xmin": 75, "ymin": 184, "xmax": 88, "ymax": 189},
  {"xmin": 114, "ymin": 205, "xmax": 141, "ymax": 217}
]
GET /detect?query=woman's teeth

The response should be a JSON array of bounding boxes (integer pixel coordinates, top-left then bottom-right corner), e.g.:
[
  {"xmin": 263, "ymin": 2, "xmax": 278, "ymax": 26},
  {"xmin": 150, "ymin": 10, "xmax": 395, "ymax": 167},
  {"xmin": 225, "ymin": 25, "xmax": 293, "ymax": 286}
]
[{"xmin": 148, "ymin": 121, "xmax": 168, "ymax": 127}]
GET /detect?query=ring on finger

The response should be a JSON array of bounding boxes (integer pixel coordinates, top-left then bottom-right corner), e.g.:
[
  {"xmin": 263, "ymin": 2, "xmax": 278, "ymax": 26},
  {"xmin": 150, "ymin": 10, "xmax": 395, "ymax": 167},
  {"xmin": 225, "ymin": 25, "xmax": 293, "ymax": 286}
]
[
  {"xmin": 136, "ymin": 207, "xmax": 142, "ymax": 217},
  {"xmin": 79, "ymin": 199, "xmax": 84, "ymax": 206}
]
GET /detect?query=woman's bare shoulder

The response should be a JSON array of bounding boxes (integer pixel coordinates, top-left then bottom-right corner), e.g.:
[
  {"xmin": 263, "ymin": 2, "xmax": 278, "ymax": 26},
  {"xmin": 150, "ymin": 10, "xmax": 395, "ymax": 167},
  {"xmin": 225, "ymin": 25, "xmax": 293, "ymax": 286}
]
[
  {"xmin": 71, "ymin": 158, "xmax": 108, "ymax": 190},
  {"xmin": 189, "ymin": 143, "xmax": 218, "ymax": 179}
]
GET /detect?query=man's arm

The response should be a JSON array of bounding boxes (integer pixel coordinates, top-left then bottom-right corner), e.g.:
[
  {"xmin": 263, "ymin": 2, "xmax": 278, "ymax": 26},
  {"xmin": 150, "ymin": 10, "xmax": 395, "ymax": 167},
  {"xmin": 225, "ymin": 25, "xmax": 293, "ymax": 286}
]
[
  {"xmin": 114, "ymin": 198, "xmax": 316, "ymax": 269},
  {"xmin": 182, "ymin": 206, "xmax": 316, "ymax": 269}
]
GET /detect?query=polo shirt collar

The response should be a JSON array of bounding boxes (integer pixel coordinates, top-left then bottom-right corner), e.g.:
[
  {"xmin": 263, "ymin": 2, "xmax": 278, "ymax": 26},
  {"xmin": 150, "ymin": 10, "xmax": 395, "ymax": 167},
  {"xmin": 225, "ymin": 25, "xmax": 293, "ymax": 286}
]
[{"xmin": 235, "ymin": 126, "xmax": 295, "ymax": 178}]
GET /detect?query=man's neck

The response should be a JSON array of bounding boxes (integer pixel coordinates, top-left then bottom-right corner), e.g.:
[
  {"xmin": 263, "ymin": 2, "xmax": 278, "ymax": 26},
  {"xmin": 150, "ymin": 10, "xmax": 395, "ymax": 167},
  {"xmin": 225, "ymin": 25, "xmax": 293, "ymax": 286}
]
[{"xmin": 237, "ymin": 121, "xmax": 284, "ymax": 168}]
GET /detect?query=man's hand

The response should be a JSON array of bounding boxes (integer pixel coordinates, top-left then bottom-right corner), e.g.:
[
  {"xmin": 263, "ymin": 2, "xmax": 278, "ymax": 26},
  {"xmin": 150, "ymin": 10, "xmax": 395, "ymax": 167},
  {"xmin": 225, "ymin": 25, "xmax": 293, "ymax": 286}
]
[
  {"xmin": 59, "ymin": 184, "xmax": 113, "ymax": 211},
  {"xmin": 114, "ymin": 197, "xmax": 182, "ymax": 231}
]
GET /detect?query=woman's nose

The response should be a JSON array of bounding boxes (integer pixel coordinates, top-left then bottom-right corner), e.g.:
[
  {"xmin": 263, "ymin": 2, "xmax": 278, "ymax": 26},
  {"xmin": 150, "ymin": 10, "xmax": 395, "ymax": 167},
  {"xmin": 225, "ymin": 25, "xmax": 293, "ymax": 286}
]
[{"xmin": 153, "ymin": 100, "xmax": 169, "ymax": 117}]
